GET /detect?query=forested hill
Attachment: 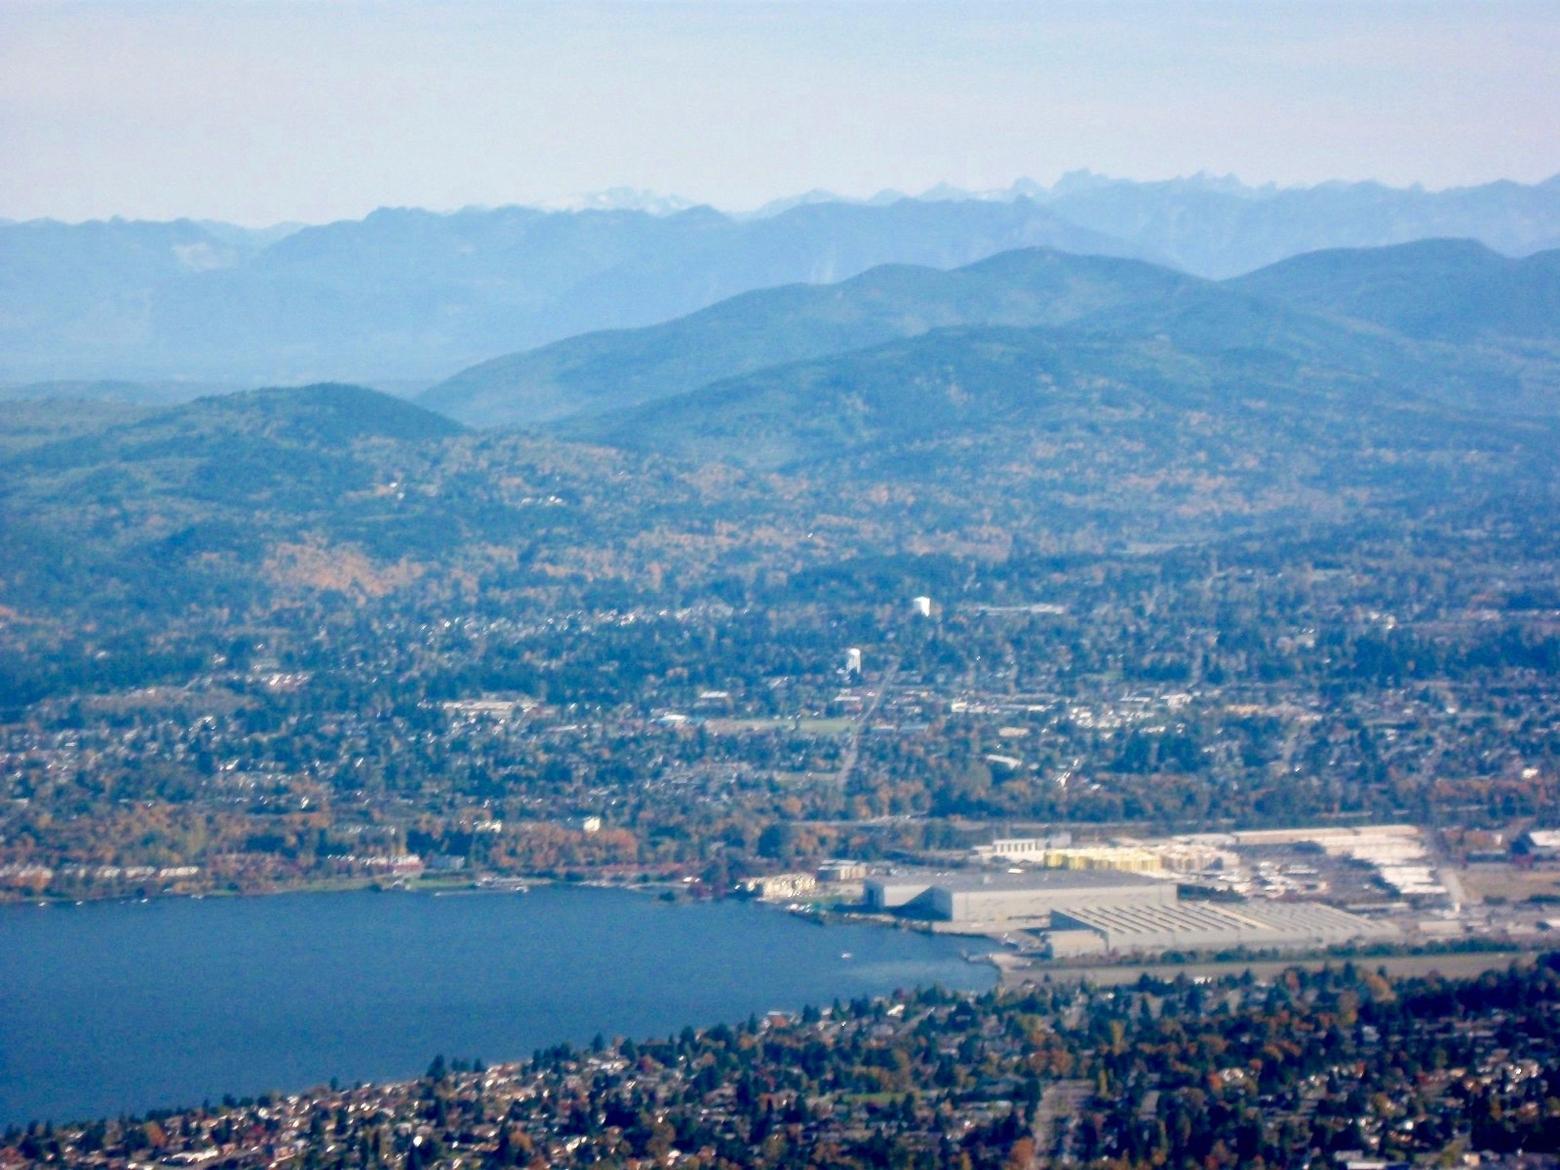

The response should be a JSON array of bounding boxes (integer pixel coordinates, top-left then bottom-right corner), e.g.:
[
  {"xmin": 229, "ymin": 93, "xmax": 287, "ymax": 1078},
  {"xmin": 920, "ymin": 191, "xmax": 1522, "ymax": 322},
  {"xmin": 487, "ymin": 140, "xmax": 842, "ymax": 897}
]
[
  {"xmin": 544, "ymin": 243, "xmax": 1560, "ymax": 467},
  {"xmin": 552, "ymin": 318, "xmax": 1559, "ymax": 496},
  {"xmin": 1230, "ymin": 239, "xmax": 1560, "ymax": 343},
  {"xmin": 5, "ymin": 244, "xmax": 1560, "ymax": 629},
  {"xmin": 427, "ymin": 241, "xmax": 1560, "ymax": 431},
  {"xmin": 0, "ymin": 384, "xmax": 466, "ymax": 614},
  {"xmin": 9, "ymin": 383, "xmax": 460, "ymax": 471},
  {"xmin": 421, "ymin": 250, "xmax": 1199, "ymax": 428}
]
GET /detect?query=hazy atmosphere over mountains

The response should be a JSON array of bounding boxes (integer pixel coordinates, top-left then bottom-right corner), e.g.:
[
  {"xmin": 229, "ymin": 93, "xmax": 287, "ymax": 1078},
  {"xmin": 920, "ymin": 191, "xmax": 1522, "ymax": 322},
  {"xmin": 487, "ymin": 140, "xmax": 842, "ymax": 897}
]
[
  {"xmin": 3, "ymin": 173, "xmax": 1558, "ymax": 391},
  {"xmin": 5, "ymin": 177, "xmax": 1559, "ymax": 620},
  {"xmin": 5, "ymin": 232, "xmax": 1557, "ymax": 625}
]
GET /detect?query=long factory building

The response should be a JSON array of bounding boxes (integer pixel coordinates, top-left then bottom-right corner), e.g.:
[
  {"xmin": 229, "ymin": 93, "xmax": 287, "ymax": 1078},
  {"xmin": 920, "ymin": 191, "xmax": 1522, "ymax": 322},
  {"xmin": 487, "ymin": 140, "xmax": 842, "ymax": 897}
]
[
  {"xmin": 867, "ymin": 869, "xmax": 1174, "ymax": 921},
  {"xmin": 863, "ymin": 868, "xmax": 1395, "ymax": 956}
]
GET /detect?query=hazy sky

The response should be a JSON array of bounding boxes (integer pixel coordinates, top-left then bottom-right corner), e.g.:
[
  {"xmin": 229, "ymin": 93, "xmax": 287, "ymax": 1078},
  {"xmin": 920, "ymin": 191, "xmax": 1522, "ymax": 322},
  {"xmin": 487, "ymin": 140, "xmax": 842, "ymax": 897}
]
[{"xmin": 2, "ymin": 0, "xmax": 1557, "ymax": 225}]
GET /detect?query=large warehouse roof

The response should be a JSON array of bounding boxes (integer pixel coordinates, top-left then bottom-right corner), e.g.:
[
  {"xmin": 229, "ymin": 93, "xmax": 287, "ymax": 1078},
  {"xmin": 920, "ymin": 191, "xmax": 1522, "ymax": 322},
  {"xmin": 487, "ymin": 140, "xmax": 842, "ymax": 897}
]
[
  {"xmin": 928, "ymin": 869, "xmax": 1162, "ymax": 894},
  {"xmin": 1055, "ymin": 898, "xmax": 1397, "ymax": 954}
]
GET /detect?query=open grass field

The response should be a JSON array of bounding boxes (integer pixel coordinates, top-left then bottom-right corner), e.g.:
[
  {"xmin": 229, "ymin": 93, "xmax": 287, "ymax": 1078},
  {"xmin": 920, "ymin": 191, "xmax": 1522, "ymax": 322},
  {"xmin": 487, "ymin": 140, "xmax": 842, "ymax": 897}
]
[{"xmin": 1455, "ymin": 864, "xmax": 1560, "ymax": 904}]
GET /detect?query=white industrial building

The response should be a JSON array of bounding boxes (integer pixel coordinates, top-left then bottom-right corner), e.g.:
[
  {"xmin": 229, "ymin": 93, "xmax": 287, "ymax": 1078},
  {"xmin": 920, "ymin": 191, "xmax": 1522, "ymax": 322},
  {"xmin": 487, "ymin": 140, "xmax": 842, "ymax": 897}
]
[
  {"xmin": 866, "ymin": 875, "xmax": 948, "ymax": 911},
  {"xmin": 1518, "ymin": 830, "xmax": 1560, "ymax": 862},
  {"xmin": 864, "ymin": 868, "xmax": 1171, "ymax": 923},
  {"xmin": 1225, "ymin": 824, "xmax": 1452, "ymax": 904},
  {"xmin": 972, "ymin": 834, "xmax": 1074, "ymax": 862},
  {"xmin": 817, "ymin": 859, "xmax": 868, "ymax": 882},
  {"xmin": 863, "ymin": 866, "xmax": 1394, "ymax": 957},
  {"xmin": 934, "ymin": 870, "xmax": 1174, "ymax": 923},
  {"xmin": 1049, "ymin": 899, "xmax": 1398, "ymax": 957}
]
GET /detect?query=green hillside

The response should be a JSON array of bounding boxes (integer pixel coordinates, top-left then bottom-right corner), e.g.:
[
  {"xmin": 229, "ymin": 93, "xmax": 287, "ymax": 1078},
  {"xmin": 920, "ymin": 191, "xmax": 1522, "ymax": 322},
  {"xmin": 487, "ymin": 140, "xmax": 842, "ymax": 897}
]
[
  {"xmin": 4, "ymin": 247, "xmax": 1557, "ymax": 631},
  {"xmin": 0, "ymin": 384, "xmax": 466, "ymax": 612},
  {"xmin": 554, "ymin": 275, "xmax": 1553, "ymax": 472},
  {"xmin": 0, "ymin": 399, "xmax": 153, "ymax": 455},
  {"xmin": 9, "ymin": 383, "xmax": 459, "ymax": 507},
  {"xmin": 425, "ymin": 240, "xmax": 1560, "ymax": 433},
  {"xmin": 420, "ymin": 249, "xmax": 1198, "ymax": 428},
  {"xmin": 1230, "ymin": 239, "xmax": 1560, "ymax": 343}
]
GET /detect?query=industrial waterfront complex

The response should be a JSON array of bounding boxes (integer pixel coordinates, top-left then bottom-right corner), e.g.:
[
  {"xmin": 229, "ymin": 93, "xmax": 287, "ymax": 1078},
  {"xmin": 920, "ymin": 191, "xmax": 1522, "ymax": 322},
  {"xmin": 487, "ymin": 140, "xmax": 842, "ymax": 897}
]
[
  {"xmin": 859, "ymin": 864, "xmax": 1396, "ymax": 957},
  {"xmin": 742, "ymin": 823, "xmax": 1504, "ymax": 965}
]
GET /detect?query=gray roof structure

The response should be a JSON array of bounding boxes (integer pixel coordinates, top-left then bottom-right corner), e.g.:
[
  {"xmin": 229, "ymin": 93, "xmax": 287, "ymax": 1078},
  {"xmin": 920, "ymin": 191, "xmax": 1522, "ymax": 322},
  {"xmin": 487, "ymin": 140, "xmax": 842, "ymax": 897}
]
[
  {"xmin": 1055, "ymin": 898, "xmax": 1397, "ymax": 953},
  {"xmin": 923, "ymin": 869, "xmax": 1161, "ymax": 894}
]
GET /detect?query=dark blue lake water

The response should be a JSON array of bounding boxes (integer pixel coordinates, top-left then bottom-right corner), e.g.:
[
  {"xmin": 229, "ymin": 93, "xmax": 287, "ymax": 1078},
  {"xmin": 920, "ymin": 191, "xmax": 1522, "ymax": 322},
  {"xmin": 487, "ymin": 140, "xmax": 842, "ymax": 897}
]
[{"xmin": 0, "ymin": 886, "xmax": 992, "ymax": 1125}]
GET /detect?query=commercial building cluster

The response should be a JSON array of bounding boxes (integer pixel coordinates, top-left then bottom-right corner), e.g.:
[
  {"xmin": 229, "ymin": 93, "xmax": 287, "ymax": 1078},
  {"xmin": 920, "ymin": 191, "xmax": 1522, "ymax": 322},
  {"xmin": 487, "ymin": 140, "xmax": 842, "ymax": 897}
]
[
  {"xmin": 741, "ymin": 824, "xmax": 1476, "ymax": 961},
  {"xmin": 861, "ymin": 865, "xmax": 1395, "ymax": 957}
]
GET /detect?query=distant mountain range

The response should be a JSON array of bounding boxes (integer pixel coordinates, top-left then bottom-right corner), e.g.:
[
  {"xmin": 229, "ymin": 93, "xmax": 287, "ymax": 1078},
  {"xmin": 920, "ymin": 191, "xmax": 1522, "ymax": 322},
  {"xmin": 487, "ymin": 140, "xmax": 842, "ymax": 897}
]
[
  {"xmin": 1031, "ymin": 171, "xmax": 1560, "ymax": 279},
  {"xmin": 422, "ymin": 250, "xmax": 1198, "ymax": 427},
  {"xmin": 547, "ymin": 259, "xmax": 1559, "ymax": 476},
  {"xmin": 424, "ymin": 239, "xmax": 1560, "ymax": 432},
  {"xmin": 4, "ymin": 174, "xmax": 1557, "ymax": 388},
  {"xmin": 0, "ymin": 379, "xmax": 241, "ymax": 407},
  {"xmin": 0, "ymin": 200, "xmax": 1135, "ymax": 387},
  {"xmin": 5, "ymin": 236, "xmax": 1558, "ymax": 622}
]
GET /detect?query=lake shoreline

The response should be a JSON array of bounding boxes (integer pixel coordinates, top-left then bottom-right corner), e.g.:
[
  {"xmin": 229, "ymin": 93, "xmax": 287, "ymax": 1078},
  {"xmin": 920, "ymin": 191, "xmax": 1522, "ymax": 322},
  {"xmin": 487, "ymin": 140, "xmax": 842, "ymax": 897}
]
[
  {"xmin": 0, "ymin": 882, "xmax": 995, "ymax": 1127},
  {"xmin": 0, "ymin": 869, "xmax": 707, "ymax": 909}
]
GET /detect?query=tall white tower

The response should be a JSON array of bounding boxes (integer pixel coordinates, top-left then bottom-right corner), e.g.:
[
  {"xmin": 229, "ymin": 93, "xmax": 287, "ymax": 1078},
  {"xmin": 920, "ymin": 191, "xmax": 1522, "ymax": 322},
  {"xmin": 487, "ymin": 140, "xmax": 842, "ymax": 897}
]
[{"xmin": 845, "ymin": 647, "xmax": 863, "ymax": 676}]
